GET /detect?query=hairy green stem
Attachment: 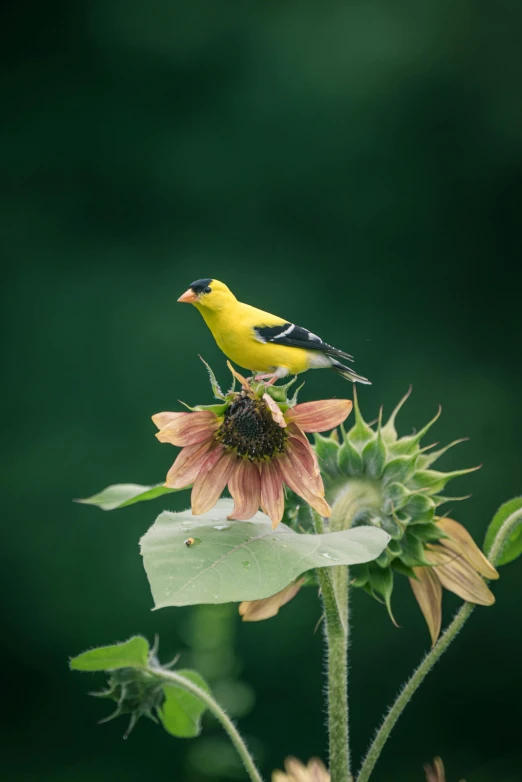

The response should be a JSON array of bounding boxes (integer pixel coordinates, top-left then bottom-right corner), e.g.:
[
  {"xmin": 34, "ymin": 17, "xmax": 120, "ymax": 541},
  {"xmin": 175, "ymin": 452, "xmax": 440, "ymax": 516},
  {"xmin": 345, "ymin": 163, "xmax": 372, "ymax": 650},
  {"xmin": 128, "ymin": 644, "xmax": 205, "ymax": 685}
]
[
  {"xmin": 357, "ymin": 507, "xmax": 522, "ymax": 782},
  {"xmin": 315, "ymin": 566, "xmax": 350, "ymax": 782},
  {"xmin": 314, "ymin": 496, "xmax": 359, "ymax": 782},
  {"xmin": 149, "ymin": 666, "xmax": 264, "ymax": 782}
]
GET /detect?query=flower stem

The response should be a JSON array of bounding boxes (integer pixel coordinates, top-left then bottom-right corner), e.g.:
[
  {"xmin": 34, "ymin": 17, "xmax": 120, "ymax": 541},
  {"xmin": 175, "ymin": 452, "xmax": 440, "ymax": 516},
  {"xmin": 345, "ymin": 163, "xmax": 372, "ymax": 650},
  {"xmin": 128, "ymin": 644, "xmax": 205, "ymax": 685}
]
[
  {"xmin": 314, "ymin": 510, "xmax": 351, "ymax": 782},
  {"xmin": 149, "ymin": 666, "xmax": 264, "ymax": 782},
  {"xmin": 357, "ymin": 507, "xmax": 522, "ymax": 782}
]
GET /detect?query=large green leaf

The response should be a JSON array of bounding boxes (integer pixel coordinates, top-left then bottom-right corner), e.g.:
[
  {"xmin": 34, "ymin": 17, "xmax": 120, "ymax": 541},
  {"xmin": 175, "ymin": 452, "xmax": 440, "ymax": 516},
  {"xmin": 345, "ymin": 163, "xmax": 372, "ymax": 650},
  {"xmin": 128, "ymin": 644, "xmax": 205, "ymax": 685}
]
[
  {"xmin": 70, "ymin": 636, "xmax": 149, "ymax": 671},
  {"xmin": 75, "ymin": 483, "xmax": 176, "ymax": 511},
  {"xmin": 159, "ymin": 670, "xmax": 210, "ymax": 738},
  {"xmin": 140, "ymin": 499, "xmax": 390, "ymax": 608},
  {"xmin": 484, "ymin": 497, "xmax": 522, "ymax": 566}
]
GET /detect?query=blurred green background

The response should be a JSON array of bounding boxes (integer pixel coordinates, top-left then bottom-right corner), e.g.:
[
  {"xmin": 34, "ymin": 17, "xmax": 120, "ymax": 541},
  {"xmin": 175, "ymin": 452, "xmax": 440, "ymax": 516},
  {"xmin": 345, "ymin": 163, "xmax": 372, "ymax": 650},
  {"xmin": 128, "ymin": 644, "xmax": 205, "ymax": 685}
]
[{"xmin": 2, "ymin": 1, "xmax": 522, "ymax": 780}]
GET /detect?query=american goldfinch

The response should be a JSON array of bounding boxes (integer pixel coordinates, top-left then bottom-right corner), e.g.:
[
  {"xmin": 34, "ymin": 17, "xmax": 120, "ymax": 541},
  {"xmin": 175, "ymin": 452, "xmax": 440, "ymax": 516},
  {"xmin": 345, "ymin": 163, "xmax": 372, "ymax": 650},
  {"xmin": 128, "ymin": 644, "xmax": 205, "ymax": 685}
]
[{"xmin": 178, "ymin": 278, "xmax": 370, "ymax": 384}]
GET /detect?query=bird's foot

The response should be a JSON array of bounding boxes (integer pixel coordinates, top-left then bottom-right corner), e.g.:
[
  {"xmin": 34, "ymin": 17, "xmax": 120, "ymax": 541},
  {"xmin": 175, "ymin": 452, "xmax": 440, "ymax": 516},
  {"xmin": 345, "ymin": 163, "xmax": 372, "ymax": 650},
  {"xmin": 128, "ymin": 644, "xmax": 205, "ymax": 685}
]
[{"xmin": 253, "ymin": 373, "xmax": 275, "ymax": 382}]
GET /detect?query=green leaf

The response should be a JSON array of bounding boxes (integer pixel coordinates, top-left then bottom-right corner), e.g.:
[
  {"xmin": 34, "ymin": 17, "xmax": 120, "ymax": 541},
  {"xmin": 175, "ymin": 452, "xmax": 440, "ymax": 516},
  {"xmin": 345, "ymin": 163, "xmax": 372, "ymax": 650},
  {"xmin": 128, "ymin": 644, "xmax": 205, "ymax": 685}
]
[
  {"xmin": 75, "ymin": 483, "xmax": 177, "ymax": 511},
  {"xmin": 159, "ymin": 670, "xmax": 210, "ymax": 738},
  {"xmin": 484, "ymin": 497, "xmax": 522, "ymax": 566},
  {"xmin": 70, "ymin": 637, "xmax": 149, "ymax": 671},
  {"xmin": 140, "ymin": 499, "xmax": 390, "ymax": 608}
]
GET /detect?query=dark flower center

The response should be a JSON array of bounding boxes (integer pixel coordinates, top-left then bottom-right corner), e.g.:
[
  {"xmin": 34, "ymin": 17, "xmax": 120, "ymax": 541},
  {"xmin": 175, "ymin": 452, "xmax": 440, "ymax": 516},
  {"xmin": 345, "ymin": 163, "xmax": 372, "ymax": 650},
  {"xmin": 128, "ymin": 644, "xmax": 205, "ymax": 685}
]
[{"xmin": 216, "ymin": 394, "xmax": 287, "ymax": 461}]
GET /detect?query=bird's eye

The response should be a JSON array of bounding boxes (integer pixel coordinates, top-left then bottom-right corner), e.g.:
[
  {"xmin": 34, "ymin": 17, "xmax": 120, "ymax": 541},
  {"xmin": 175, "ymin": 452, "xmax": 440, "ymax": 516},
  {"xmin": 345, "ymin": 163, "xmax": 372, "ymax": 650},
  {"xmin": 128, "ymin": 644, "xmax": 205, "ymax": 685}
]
[{"xmin": 204, "ymin": 286, "xmax": 212, "ymax": 294}]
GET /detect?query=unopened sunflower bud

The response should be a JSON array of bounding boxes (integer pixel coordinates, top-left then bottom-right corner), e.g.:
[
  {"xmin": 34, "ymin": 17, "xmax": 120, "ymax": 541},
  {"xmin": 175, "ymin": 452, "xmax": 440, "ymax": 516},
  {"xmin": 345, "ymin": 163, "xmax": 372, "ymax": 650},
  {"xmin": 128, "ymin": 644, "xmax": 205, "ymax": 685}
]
[{"xmin": 92, "ymin": 666, "xmax": 164, "ymax": 738}]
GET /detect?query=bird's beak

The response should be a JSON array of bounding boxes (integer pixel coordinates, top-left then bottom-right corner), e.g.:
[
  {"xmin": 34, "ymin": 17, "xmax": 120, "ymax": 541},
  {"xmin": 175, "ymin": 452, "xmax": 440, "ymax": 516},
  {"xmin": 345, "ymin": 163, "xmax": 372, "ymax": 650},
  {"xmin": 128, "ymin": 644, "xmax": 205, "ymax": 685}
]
[{"xmin": 177, "ymin": 288, "xmax": 198, "ymax": 303}]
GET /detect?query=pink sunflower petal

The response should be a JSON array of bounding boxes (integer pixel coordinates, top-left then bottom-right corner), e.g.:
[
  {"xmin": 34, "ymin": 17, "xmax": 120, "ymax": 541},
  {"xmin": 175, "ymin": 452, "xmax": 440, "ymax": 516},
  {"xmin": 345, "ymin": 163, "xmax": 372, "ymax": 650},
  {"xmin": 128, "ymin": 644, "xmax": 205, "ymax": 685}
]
[
  {"xmin": 191, "ymin": 447, "xmax": 235, "ymax": 515},
  {"xmin": 260, "ymin": 460, "xmax": 285, "ymax": 529},
  {"xmin": 165, "ymin": 439, "xmax": 217, "ymax": 489},
  {"xmin": 262, "ymin": 393, "xmax": 287, "ymax": 428},
  {"xmin": 152, "ymin": 411, "xmax": 187, "ymax": 431},
  {"xmin": 156, "ymin": 410, "xmax": 220, "ymax": 446},
  {"xmin": 286, "ymin": 422, "xmax": 321, "ymax": 475},
  {"xmin": 286, "ymin": 433, "xmax": 321, "ymax": 483},
  {"xmin": 285, "ymin": 399, "xmax": 353, "ymax": 433},
  {"xmin": 278, "ymin": 455, "xmax": 331, "ymax": 518},
  {"xmin": 227, "ymin": 459, "xmax": 261, "ymax": 520}
]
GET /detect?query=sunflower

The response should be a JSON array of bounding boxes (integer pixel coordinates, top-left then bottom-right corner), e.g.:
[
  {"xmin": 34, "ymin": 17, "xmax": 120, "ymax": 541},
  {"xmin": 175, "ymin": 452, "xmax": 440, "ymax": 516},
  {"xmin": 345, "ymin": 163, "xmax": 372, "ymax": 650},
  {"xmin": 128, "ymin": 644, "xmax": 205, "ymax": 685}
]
[{"xmin": 152, "ymin": 362, "xmax": 352, "ymax": 528}]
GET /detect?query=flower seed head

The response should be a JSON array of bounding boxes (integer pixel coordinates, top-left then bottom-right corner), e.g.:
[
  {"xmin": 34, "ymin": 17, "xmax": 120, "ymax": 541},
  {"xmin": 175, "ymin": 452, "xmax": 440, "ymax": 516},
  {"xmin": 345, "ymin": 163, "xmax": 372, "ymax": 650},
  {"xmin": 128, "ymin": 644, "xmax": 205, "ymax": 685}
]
[{"xmin": 216, "ymin": 393, "xmax": 287, "ymax": 461}]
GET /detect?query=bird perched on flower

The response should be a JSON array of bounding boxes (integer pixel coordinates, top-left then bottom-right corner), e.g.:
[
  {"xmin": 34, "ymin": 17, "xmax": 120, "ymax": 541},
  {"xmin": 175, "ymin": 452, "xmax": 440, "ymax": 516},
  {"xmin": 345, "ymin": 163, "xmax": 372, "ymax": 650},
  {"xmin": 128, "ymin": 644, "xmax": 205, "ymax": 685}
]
[{"xmin": 177, "ymin": 278, "xmax": 370, "ymax": 384}]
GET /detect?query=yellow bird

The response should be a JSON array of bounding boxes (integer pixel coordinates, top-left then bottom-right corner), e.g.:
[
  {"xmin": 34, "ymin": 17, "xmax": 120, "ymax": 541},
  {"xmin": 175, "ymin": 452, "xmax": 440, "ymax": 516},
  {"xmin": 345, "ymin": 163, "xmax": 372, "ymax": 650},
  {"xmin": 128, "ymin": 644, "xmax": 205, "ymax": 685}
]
[{"xmin": 177, "ymin": 278, "xmax": 370, "ymax": 384}]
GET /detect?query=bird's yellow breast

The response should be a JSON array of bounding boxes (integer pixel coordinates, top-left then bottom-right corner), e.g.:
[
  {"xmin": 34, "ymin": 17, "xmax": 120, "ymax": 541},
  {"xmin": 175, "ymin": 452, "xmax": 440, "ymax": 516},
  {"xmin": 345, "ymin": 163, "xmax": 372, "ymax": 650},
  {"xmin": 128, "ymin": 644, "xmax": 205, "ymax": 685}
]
[{"xmin": 196, "ymin": 301, "xmax": 311, "ymax": 374}]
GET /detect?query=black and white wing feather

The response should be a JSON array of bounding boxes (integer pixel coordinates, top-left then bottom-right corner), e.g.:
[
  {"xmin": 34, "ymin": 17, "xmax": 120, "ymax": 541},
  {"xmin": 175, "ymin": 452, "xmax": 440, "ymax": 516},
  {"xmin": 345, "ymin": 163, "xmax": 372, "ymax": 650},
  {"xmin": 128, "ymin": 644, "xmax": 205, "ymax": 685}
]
[{"xmin": 254, "ymin": 322, "xmax": 354, "ymax": 362}]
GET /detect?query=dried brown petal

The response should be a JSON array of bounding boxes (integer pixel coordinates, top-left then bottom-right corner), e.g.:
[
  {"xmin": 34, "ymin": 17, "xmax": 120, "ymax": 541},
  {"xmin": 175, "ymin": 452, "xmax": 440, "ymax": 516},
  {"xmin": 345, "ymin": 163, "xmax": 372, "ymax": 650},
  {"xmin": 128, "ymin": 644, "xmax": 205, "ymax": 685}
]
[
  {"xmin": 409, "ymin": 567, "xmax": 442, "ymax": 646},
  {"xmin": 239, "ymin": 579, "xmax": 305, "ymax": 622},
  {"xmin": 263, "ymin": 392, "xmax": 287, "ymax": 428},
  {"xmin": 427, "ymin": 545, "xmax": 496, "ymax": 606},
  {"xmin": 436, "ymin": 517, "xmax": 499, "ymax": 580},
  {"xmin": 272, "ymin": 757, "xmax": 330, "ymax": 782}
]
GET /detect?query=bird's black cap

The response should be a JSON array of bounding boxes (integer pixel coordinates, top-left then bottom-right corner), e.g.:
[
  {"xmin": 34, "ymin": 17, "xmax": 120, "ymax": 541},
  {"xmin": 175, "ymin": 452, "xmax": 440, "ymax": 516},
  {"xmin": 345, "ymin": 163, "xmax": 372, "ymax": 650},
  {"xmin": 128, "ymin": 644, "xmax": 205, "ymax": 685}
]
[{"xmin": 190, "ymin": 278, "xmax": 213, "ymax": 293}]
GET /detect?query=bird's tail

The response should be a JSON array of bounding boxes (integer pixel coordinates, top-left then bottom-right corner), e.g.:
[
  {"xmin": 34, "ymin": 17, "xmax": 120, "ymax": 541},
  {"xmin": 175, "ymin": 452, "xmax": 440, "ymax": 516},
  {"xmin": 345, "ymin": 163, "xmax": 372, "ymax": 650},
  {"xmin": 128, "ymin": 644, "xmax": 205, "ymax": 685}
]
[{"xmin": 331, "ymin": 359, "xmax": 371, "ymax": 385}]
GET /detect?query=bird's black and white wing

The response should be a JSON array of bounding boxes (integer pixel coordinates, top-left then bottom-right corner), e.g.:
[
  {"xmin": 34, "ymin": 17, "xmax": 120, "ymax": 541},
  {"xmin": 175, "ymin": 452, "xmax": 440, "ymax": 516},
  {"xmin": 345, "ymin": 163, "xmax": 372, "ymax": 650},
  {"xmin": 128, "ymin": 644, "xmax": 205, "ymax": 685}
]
[{"xmin": 254, "ymin": 323, "xmax": 353, "ymax": 362}]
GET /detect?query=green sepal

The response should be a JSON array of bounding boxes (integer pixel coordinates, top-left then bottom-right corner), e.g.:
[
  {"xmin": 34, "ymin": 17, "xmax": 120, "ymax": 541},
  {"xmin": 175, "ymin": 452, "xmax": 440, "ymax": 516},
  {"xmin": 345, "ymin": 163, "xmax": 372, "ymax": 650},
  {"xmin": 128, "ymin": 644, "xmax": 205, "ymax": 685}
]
[
  {"xmin": 387, "ymin": 539, "xmax": 403, "ymax": 557},
  {"xmin": 379, "ymin": 514, "xmax": 403, "ymax": 540},
  {"xmin": 347, "ymin": 388, "xmax": 375, "ymax": 451},
  {"xmin": 417, "ymin": 438, "xmax": 469, "ymax": 469},
  {"xmin": 350, "ymin": 563, "xmax": 369, "ymax": 588},
  {"xmin": 381, "ymin": 454, "xmax": 418, "ymax": 486},
  {"xmin": 433, "ymin": 494, "xmax": 472, "ymax": 508},
  {"xmin": 382, "ymin": 482, "xmax": 410, "ymax": 513},
  {"xmin": 389, "ymin": 407, "xmax": 441, "ymax": 455},
  {"xmin": 403, "ymin": 492, "xmax": 436, "ymax": 517},
  {"xmin": 374, "ymin": 549, "xmax": 391, "ymax": 567},
  {"xmin": 381, "ymin": 387, "xmax": 412, "ymax": 444},
  {"xmin": 408, "ymin": 466, "xmax": 480, "ymax": 494},
  {"xmin": 337, "ymin": 434, "xmax": 363, "ymax": 476},
  {"xmin": 193, "ymin": 402, "xmax": 229, "ymax": 415},
  {"xmin": 411, "ymin": 522, "xmax": 444, "ymax": 542},
  {"xmin": 400, "ymin": 534, "xmax": 431, "ymax": 567},
  {"xmin": 392, "ymin": 560, "xmax": 418, "ymax": 579},
  {"xmin": 368, "ymin": 566, "xmax": 397, "ymax": 625},
  {"xmin": 314, "ymin": 433, "xmax": 341, "ymax": 478},
  {"xmin": 199, "ymin": 356, "xmax": 226, "ymax": 400},
  {"xmin": 263, "ymin": 376, "xmax": 299, "ymax": 405},
  {"xmin": 407, "ymin": 510, "xmax": 436, "ymax": 525},
  {"xmin": 362, "ymin": 428, "xmax": 387, "ymax": 479}
]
